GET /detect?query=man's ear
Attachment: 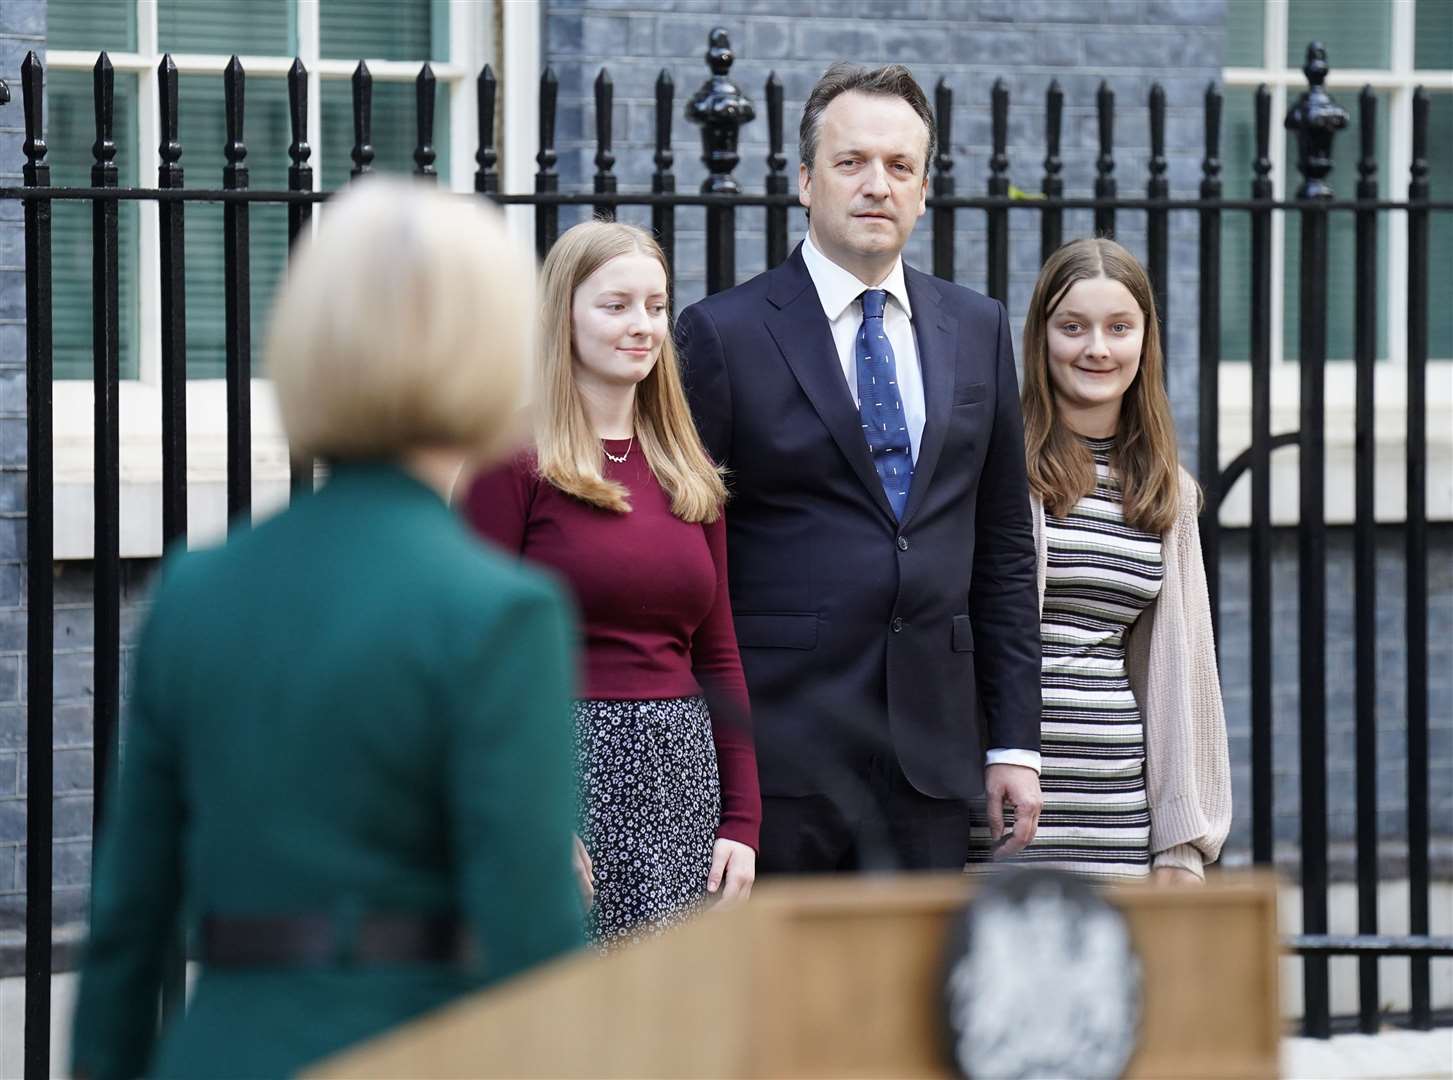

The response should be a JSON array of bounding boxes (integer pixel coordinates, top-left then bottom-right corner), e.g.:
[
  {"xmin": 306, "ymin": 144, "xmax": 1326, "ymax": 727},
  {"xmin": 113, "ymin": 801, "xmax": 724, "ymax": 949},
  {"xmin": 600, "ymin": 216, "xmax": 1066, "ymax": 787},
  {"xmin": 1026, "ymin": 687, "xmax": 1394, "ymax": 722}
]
[
  {"xmin": 916, "ymin": 172, "xmax": 928, "ymax": 218},
  {"xmin": 798, "ymin": 161, "xmax": 813, "ymax": 211}
]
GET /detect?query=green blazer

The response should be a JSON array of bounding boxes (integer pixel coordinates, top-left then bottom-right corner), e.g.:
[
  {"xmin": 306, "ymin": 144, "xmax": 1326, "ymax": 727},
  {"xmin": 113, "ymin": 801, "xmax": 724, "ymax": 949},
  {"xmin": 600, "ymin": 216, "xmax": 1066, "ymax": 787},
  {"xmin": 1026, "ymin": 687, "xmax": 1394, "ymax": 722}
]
[{"xmin": 70, "ymin": 462, "xmax": 585, "ymax": 1080}]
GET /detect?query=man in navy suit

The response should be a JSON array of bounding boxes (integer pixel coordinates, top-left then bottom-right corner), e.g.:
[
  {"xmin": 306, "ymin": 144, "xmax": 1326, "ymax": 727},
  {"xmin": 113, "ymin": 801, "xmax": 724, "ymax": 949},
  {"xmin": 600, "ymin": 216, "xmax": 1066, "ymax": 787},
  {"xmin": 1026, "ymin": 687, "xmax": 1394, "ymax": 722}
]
[{"xmin": 677, "ymin": 63, "xmax": 1043, "ymax": 873}]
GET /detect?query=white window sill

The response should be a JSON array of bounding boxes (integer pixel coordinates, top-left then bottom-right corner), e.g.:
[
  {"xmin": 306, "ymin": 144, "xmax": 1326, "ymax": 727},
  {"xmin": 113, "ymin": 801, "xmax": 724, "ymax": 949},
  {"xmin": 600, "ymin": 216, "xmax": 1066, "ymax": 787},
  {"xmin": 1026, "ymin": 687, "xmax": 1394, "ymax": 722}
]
[
  {"xmin": 46, "ymin": 362, "xmax": 1452, "ymax": 560},
  {"xmin": 52, "ymin": 379, "xmax": 292, "ymax": 560}
]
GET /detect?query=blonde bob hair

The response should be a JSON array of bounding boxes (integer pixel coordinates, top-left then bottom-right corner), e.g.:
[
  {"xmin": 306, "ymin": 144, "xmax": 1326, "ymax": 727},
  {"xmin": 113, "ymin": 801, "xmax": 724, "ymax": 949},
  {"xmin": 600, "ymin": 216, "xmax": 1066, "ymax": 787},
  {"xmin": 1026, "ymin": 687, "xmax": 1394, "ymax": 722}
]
[
  {"xmin": 535, "ymin": 220, "xmax": 726, "ymax": 523},
  {"xmin": 267, "ymin": 178, "xmax": 533, "ymax": 466},
  {"xmin": 1021, "ymin": 237, "xmax": 1183, "ymax": 535}
]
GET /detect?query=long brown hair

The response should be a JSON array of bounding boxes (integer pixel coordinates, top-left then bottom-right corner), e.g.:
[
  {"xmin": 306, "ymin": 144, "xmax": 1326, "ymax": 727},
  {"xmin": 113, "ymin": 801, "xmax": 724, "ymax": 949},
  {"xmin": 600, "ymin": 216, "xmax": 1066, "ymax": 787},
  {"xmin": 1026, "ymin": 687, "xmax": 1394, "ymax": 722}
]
[
  {"xmin": 1021, "ymin": 237, "xmax": 1183, "ymax": 534},
  {"xmin": 535, "ymin": 220, "xmax": 726, "ymax": 522}
]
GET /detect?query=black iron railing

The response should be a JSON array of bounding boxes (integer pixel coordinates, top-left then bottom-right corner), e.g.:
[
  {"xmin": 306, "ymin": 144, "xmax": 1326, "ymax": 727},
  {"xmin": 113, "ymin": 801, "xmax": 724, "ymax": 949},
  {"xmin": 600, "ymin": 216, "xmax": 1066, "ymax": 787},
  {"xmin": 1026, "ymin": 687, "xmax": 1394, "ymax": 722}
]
[{"xmin": 1, "ymin": 30, "xmax": 1449, "ymax": 1078}]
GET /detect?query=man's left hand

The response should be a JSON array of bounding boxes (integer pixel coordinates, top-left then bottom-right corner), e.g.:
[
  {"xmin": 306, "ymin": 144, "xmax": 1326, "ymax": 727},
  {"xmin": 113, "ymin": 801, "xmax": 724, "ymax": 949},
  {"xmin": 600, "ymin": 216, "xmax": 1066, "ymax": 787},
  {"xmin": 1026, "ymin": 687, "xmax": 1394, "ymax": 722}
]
[{"xmin": 984, "ymin": 763, "xmax": 1043, "ymax": 857}]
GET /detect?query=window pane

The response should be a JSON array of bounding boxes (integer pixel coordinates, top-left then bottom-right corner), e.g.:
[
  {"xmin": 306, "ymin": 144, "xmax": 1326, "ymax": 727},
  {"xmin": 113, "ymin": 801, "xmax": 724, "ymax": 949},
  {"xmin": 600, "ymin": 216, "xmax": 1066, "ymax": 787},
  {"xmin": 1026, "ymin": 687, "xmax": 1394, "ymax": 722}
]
[
  {"xmin": 176, "ymin": 75, "xmax": 292, "ymax": 379},
  {"xmin": 319, "ymin": 79, "xmax": 451, "ymax": 189},
  {"xmin": 47, "ymin": 69, "xmax": 140, "ymax": 381},
  {"xmin": 321, "ymin": 0, "xmax": 447, "ymax": 62},
  {"xmin": 1225, "ymin": 0, "xmax": 1265, "ymax": 68},
  {"xmin": 1283, "ymin": 92, "xmax": 1390, "ymax": 362},
  {"xmin": 159, "ymin": 0, "xmax": 293, "ymax": 55},
  {"xmin": 48, "ymin": 0, "xmax": 137, "ymax": 52},
  {"xmin": 1287, "ymin": 0, "xmax": 1392, "ymax": 70},
  {"xmin": 1425, "ymin": 92, "xmax": 1453, "ymax": 359},
  {"xmin": 1220, "ymin": 88, "xmax": 1260, "ymax": 362},
  {"xmin": 1414, "ymin": 0, "xmax": 1453, "ymax": 70}
]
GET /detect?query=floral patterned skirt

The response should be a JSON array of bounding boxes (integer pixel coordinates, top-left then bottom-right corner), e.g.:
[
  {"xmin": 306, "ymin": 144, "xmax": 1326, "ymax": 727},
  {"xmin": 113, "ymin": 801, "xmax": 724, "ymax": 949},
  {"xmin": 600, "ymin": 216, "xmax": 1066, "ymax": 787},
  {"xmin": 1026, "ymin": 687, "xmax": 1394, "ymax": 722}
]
[{"xmin": 573, "ymin": 696, "xmax": 721, "ymax": 946}]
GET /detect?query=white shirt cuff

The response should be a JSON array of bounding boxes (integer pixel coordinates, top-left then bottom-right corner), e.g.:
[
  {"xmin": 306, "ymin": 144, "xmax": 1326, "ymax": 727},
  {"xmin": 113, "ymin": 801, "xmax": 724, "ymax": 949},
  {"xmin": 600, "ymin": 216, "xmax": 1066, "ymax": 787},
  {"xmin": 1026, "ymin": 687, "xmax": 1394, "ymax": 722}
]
[{"xmin": 986, "ymin": 748, "xmax": 1042, "ymax": 773}]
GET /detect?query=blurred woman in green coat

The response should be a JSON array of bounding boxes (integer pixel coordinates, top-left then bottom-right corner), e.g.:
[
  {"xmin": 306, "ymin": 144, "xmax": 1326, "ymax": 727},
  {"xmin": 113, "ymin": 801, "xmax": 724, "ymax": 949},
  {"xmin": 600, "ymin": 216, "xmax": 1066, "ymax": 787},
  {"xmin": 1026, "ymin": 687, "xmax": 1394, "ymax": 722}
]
[{"xmin": 69, "ymin": 179, "xmax": 585, "ymax": 1080}]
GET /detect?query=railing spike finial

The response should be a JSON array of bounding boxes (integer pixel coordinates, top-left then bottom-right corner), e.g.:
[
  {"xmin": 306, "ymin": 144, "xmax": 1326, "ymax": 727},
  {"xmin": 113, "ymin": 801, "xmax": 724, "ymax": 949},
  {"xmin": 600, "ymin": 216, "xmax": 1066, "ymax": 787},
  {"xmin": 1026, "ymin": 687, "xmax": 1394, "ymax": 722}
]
[
  {"xmin": 287, "ymin": 58, "xmax": 311, "ymax": 170},
  {"xmin": 1285, "ymin": 42, "xmax": 1348, "ymax": 199},
  {"xmin": 21, "ymin": 51, "xmax": 47, "ymax": 180},
  {"xmin": 351, "ymin": 59, "xmax": 374, "ymax": 178},
  {"xmin": 223, "ymin": 55, "xmax": 248, "ymax": 185},
  {"xmin": 1095, "ymin": 80, "xmax": 1116, "ymax": 236},
  {"xmin": 593, "ymin": 66, "xmax": 616, "ymax": 213},
  {"xmin": 158, "ymin": 55, "xmax": 181, "ymax": 168},
  {"xmin": 414, "ymin": 62, "xmax": 437, "ymax": 178},
  {"xmin": 92, "ymin": 52, "xmax": 118, "ymax": 182},
  {"xmin": 475, "ymin": 64, "xmax": 498, "ymax": 195}
]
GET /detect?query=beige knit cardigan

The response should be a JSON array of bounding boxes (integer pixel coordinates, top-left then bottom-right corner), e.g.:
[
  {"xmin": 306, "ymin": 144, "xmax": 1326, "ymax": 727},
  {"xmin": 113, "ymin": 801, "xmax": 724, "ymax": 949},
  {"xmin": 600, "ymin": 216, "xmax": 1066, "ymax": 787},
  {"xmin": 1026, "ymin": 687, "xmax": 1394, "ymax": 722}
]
[{"xmin": 1031, "ymin": 466, "xmax": 1233, "ymax": 878}]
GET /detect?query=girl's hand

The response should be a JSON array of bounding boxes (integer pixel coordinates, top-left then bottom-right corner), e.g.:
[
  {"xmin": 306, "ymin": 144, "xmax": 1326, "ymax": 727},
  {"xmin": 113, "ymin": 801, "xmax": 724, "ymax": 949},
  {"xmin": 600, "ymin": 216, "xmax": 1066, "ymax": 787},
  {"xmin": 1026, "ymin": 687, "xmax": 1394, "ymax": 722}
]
[
  {"xmin": 707, "ymin": 839, "xmax": 756, "ymax": 908},
  {"xmin": 1151, "ymin": 865, "xmax": 1200, "ymax": 886},
  {"xmin": 572, "ymin": 833, "xmax": 595, "ymax": 908}
]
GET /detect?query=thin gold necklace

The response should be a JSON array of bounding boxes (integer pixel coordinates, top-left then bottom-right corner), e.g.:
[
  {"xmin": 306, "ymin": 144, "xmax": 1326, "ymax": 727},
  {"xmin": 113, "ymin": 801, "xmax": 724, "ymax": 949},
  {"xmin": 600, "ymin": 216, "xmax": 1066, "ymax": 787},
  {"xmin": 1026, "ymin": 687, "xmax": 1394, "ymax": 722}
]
[{"xmin": 602, "ymin": 436, "xmax": 634, "ymax": 464}]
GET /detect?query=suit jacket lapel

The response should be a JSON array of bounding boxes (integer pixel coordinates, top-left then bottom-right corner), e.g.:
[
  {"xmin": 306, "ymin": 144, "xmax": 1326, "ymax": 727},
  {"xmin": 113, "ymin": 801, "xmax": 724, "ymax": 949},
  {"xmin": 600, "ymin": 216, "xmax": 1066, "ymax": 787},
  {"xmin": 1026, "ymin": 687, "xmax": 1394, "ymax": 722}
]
[
  {"xmin": 764, "ymin": 248, "xmax": 896, "ymax": 523},
  {"xmin": 901, "ymin": 267, "xmax": 958, "ymax": 525}
]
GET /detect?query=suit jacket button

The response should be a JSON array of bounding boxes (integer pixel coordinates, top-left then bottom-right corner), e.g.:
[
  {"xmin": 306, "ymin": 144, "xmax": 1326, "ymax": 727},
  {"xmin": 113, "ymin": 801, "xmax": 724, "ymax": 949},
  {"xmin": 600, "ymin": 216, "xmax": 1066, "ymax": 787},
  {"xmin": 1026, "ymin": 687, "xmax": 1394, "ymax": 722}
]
[
  {"xmin": 897, "ymin": 535, "xmax": 909, "ymax": 551},
  {"xmin": 891, "ymin": 617, "xmax": 904, "ymax": 633}
]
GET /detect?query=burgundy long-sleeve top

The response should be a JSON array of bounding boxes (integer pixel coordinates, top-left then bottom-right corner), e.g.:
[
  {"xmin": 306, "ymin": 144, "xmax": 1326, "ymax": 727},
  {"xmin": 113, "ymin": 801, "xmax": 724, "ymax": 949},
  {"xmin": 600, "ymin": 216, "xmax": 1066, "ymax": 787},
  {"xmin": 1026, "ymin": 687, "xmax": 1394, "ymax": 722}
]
[{"xmin": 462, "ymin": 442, "xmax": 761, "ymax": 850}]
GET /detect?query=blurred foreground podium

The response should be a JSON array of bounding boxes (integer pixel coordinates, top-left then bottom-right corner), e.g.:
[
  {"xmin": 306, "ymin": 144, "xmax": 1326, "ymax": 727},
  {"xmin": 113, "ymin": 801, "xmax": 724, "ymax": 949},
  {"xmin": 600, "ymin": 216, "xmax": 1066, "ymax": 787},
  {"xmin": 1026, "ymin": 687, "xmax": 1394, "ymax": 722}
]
[{"xmin": 308, "ymin": 873, "xmax": 1278, "ymax": 1079}]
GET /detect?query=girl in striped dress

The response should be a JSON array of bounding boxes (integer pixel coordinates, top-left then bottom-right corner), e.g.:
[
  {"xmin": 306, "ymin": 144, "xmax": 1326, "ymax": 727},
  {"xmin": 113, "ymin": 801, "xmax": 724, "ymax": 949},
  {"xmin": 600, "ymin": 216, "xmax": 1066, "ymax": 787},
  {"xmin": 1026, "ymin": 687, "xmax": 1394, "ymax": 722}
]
[{"xmin": 968, "ymin": 238, "xmax": 1231, "ymax": 883}]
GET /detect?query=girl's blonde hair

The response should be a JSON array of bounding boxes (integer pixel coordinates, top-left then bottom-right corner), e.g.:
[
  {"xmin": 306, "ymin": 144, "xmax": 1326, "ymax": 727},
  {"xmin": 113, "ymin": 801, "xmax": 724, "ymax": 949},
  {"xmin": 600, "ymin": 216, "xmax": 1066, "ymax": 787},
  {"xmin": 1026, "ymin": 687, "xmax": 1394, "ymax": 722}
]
[
  {"xmin": 1020, "ymin": 237, "xmax": 1184, "ymax": 534},
  {"xmin": 267, "ymin": 178, "xmax": 532, "ymax": 467},
  {"xmin": 535, "ymin": 220, "xmax": 726, "ymax": 522}
]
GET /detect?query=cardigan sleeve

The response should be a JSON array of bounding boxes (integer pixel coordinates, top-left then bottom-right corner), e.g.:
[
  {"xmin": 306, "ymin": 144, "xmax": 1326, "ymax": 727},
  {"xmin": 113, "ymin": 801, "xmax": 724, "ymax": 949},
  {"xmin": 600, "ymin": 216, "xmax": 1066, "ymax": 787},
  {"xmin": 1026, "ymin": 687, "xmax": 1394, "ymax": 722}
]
[
  {"xmin": 692, "ymin": 512, "xmax": 762, "ymax": 851},
  {"xmin": 1169, "ymin": 482, "xmax": 1233, "ymax": 866},
  {"xmin": 1133, "ymin": 474, "xmax": 1232, "ymax": 871}
]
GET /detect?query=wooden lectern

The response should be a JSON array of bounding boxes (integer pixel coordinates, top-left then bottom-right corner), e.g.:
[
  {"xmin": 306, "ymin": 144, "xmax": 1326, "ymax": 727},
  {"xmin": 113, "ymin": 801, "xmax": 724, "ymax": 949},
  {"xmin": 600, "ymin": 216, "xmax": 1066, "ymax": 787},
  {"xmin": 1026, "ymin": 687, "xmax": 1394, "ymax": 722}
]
[{"xmin": 308, "ymin": 874, "xmax": 1279, "ymax": 1079}]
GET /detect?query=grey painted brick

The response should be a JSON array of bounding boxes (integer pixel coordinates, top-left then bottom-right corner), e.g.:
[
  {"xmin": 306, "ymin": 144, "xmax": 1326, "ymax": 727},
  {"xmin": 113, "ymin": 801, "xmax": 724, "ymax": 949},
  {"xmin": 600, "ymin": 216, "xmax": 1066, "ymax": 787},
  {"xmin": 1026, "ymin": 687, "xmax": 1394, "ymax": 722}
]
[
  {"xmin": 4, "ymin": 1, "xmax": 44, "ymax": 38},
  {"xmin": 789, "ymin": 22, "xmax": 870, "ymax": 61},
  {"xmin": 0, "ymin": 655, "xmax": 16, "ymax": 702},
  {"xmin": 0, "ymin": 323, "xmax": 23, "ymax": 369},
  {"xmin": 0, "ymin": 369, "xmax": 21, "ymax": 417},
  {"xmin": 52, "ymin": 794, "xmax": 92, "ymax": 840},
  {"xmin": 746, "ymin": 20, "xmax": 792, "ymax": 61},
  {"xmin": 660, "ymin": 15, "xmax": 745, "ymax": 60},
  {"xmin": 0, "ymin": 844, "xmax": 13, "ymax": 895},
  {"xmin": 53, "ymin": 703, "xmax": 91, "ymax": 748},
  {"xmin": 0, "ymin": 797, "xmax": 21, "ymax": 843},
  {"xmin": 0, "ymin": 703, "xmax": 18, "ymax": 752},
  {"xmin": 0, "ymin": 562, "xmax": 17, "ymax": 608},
  {"xmin": 546, "ymin": 11, "xmax": 587, "ymax": 56},
  {"xmin": 0, "ymin": 753, "xmax": 14, "ymax": 797},
  {"xmin": 54, "ymin": 650, "xmax": 92, "ymax": 703},
  {"xmin": 54, "ymin": 748, "xmax": 92, "ymax": 793},
  {"xmin": 628, "ymin": 15, "xmax": 654, "ymax": 56},
  {"xmin": 50, "ymin": 840, "xmax": 92, "ymax": 888},
  {"xmin": 0, "ymin": 516, "xmax": 21, "ymax": 562},
  {"xmin": 0, "ymin": 270, "xmax": 23, "ymax": 321},
  {"xmin": 1, "ymin": 415, "xmax": 24, "ymax": 469}
]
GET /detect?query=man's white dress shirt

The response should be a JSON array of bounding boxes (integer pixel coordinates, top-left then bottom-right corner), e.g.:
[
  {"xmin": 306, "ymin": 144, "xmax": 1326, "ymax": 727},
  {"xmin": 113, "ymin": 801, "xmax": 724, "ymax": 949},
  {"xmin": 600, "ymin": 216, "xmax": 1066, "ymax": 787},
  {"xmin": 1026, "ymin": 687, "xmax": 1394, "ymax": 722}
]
[{"xmin": 800, "ymin": 232, "xmax": 1042, "ymax": 775}]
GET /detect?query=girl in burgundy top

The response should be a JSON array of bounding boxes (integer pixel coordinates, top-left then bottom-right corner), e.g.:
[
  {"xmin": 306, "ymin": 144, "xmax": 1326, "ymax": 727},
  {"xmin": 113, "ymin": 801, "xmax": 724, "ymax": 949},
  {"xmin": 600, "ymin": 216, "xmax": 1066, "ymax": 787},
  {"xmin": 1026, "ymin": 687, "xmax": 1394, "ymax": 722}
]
[{"xmin": 464, "ymin": 221, "xmax": 760, "ymax": 944}]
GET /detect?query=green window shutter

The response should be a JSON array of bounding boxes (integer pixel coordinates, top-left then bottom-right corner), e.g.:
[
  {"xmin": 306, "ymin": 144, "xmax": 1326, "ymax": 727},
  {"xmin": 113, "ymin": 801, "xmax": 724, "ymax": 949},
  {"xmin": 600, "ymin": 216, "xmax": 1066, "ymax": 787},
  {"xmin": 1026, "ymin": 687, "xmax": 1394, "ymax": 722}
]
[
  {"xmin": 47, "ymin": 69, "xmax": 140, "ymax": 381},
  {"xmin": 1426, "ymin": 92, "xmax": 1453, "ymax": 360},
  {"xmin": 47, "ymin": 0, "xmax": 137, "ymax": 53},
  {"xmin": 320, "ymin": 79, "xmax": 451, "ymax": 189},
  {"xmin": 1287, "ymin": 0, "xmax": 1392, "ymax": 70},
  {"xmin": 1282, "ymin": 93, "xmax": 1390, "ymax": 362},
  {"xmin": 158, "ymin": 0, "xmax": 293, "ymax": 55},
  {"xmin": 1219, "ymin": 88, "xmax": 1260, "ymax": 363},
  {"xmin": 1224, "ymin": 0, "xmax": 1265, "ymax": 68},
  {"xmin": 1414, "ymin": 0, "xmax": 1453, "ymax": 71},
  {"xmin": 175, "ymin": 74, "xmax": 293, "ymax": 379},
  {"xmin": 320, "ymin": 0, "xmax": 446, "ymax": 62}
]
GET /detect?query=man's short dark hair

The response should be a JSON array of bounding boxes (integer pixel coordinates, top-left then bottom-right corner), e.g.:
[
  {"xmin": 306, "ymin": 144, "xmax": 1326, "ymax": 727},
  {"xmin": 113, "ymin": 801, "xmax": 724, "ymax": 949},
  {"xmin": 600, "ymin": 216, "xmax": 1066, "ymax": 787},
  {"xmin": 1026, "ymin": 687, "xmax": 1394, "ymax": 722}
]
[{"xmin": 799, "ymin": 62, "xmax": 936, "ymax": 175}]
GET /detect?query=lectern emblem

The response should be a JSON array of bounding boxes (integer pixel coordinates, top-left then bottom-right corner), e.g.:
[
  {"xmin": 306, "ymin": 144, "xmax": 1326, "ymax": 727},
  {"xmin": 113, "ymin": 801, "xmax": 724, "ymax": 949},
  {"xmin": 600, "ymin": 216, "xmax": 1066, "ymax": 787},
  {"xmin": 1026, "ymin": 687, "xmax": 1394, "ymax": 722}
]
[{"xmin": 941, "ymin": 868, "xmax": 1142, "ymax": 1080}]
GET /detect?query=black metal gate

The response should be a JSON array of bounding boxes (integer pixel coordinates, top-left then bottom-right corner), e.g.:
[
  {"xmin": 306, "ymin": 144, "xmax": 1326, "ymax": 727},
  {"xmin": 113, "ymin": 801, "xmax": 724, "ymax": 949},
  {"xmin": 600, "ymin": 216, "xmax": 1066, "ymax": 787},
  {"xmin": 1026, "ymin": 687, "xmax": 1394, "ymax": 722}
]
[{"xmin": 1, "ymin": 29, "xmax": 1449, "ymax": 1079}]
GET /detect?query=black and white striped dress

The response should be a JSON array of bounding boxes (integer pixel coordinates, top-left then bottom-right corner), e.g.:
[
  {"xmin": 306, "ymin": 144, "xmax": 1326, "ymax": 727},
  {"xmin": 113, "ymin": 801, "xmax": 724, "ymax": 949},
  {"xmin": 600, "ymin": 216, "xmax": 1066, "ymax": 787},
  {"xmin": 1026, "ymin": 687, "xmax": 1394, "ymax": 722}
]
[{"xmin": 970, "ymin": 436, "xmax": 1163, "ymax": 879}]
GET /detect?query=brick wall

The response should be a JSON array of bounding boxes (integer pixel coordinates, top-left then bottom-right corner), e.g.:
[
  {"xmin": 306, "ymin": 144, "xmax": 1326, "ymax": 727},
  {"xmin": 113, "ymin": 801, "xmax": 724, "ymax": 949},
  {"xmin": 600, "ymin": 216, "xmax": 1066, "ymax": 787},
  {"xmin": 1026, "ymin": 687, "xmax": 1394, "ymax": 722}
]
[{"xmin": 0, "ymin": 0, "xmax": 41, "ymax": 933}]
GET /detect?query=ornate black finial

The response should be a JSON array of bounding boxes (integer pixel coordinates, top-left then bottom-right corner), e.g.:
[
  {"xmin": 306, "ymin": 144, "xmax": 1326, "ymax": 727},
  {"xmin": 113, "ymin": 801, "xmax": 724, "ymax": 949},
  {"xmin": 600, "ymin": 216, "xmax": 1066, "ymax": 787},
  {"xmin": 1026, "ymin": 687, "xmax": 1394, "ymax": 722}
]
[
  {"xmin": 654, "ymin": 69, "xmax": 675, "ymax": 177},
  {"xmin": 158, "ymin": 55, "xmax": 182, "ymax": 186},
  {"xmin": 1410, "ymin": 86, "xmax": 1429, "ymax": 201},
  {"xmin": 1149, "ymin": 83, "xmax": 1167, "ymax": 190},
  {"xmin": 1043, "ymin": 79, "xmax": 1063, "ymax": 191},
  {"xmin": 594, "ymin": 68, "xmax": 615, "ymax": 187},
  {"xmin": 351, "ymin": 60, "xmax": 374, "ymax": 178},
  {"xmin": 414, "ymin": 63, "xmax": 437, "ymax": 177},
  {"xmin": 934, "ymin": 77, "xmax": 954, "ymax": 183},
  {"xmin": 223, "ymin": 55, "xmax": 247, "ymax": 185},
  {"xmin": 685, "ymin": 28, "xmax": 755, "ymax": 194},
  {"xmin": 1356, "ymin": 85, "xmax": 1377, "ymax": 199},
  {"xmin": 475, "ymin": 64, "xmax": 498, "ymax": 195},
  {"xmin": 1285, "ymin": 42, "xmax": 1349, "ymax": 199},
  {"xmin": 20, "ymin": 52, "xmax": 47, "ymax": 188}
]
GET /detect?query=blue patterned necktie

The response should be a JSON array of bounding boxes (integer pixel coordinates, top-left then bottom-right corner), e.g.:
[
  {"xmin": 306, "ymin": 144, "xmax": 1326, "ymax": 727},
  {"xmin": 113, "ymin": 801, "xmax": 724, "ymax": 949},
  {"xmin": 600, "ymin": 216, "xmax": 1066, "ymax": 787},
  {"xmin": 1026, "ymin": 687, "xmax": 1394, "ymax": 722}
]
[{"xmin": 856, "ymin": 288, "xmax": 914, "ymax": 519}]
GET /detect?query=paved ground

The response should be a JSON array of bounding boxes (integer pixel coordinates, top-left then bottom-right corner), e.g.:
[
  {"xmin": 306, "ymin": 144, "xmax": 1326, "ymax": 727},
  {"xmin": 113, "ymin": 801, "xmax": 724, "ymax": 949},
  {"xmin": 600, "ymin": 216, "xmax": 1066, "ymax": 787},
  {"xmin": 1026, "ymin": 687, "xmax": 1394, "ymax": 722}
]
[{"xmin": 1282, "ymin": 1027, "xmax": 1453, "ymax": 1079}]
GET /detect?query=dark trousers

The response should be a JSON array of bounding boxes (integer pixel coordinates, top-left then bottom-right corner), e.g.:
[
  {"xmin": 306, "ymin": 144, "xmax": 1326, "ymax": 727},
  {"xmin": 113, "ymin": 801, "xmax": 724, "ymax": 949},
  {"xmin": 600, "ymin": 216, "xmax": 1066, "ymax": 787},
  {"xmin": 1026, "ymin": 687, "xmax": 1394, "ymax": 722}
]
[{"xmin": 758, "ymin": 750, "xmax": 976, "ymax": 873}]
